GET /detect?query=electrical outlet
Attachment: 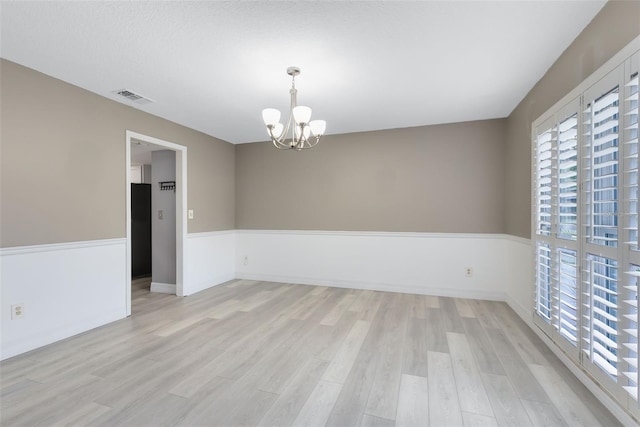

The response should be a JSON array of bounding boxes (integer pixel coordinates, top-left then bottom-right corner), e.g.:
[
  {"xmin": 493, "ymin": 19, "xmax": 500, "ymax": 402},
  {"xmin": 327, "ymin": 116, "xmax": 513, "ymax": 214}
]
[
  {"xmin": 465, "ymin": 267, "xmax": 473, "ymax": 277},
  {"xmin": 243, "ymin": 256, "xmax": 249, "ymax": 266},
  {"xmin": 188, "ymin": 209, "xmax": 194, "ymax": 219},
  {"xmin": 11, "ymin": 303, "xmax": 24, "ymax": 320}
]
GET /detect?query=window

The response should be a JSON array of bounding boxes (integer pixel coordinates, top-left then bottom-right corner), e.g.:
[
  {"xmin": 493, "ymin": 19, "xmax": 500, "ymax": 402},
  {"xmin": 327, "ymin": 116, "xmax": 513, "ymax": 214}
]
[{"xmin": 533, "ymin": 42, "xmax": 639, "ymax": 418}]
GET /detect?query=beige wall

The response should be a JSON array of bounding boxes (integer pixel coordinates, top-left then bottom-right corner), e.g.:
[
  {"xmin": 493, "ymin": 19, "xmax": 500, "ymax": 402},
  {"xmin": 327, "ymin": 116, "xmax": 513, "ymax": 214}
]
[
  {"xmin": 0, "ymin": 59, "xmax": 235, "ymax": 247},
  {"xmin": 505, "ymin": 0, "xmax": 640, "ymax": 238},
  {"xmin": 6, "ymin": 1, "xmax": 635, "ymax": 245},
  {"xmin": 236, "ymin": 120, "xmax": 506, "ymax": 233}
]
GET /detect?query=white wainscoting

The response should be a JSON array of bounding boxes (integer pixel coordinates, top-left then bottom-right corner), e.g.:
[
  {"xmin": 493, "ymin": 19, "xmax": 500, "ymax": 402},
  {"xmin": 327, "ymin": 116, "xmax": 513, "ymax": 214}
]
[
  {"xmin": 184, "ymin": 231, "xmax": 236, "ymax": 295},
  {"xmin": 503, "ymin": 235, "xmax": 534, "ymax": 321},
  {"xmin": 235, "ymin": 230, "xmax": 516, "ymax": 301},
  {"xmin": 0, "ymin": 239, "xmax": 128, "ymax": 360}
]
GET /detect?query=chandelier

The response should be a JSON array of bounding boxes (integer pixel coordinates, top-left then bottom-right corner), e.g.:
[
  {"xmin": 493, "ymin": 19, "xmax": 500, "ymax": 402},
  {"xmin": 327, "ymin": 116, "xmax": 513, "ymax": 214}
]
[{"xmin": 262, "ymin": 66, "xmax": 326, "ymax": 150}]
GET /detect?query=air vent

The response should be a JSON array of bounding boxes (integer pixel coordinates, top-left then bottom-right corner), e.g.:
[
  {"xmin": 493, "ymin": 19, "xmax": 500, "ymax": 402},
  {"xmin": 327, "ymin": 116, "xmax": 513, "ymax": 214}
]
[{"xmin": 113, "ymin": 89, "xmax": 153, "ymax": 105}]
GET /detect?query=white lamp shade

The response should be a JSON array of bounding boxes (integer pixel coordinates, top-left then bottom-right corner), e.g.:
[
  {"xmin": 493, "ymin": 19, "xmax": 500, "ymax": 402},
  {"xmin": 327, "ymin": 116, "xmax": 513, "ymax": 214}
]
[
  {"xmin": 292, "ymin": 106, "xmax": 312, "ymax": 124},
  {"xmin": 271, "ymin": 123, "xmax": 284, "ymax": 139},
  {"xmin": 309, "ymin": 120, "xmax": 326, "ymax": 136},
  {"xmin": 262, "ymin": 108, "xmax": 281, "ymax": 126},
  {"xmin": 295, "ymin": 124, "xmax": 311, "ymax": 140}
]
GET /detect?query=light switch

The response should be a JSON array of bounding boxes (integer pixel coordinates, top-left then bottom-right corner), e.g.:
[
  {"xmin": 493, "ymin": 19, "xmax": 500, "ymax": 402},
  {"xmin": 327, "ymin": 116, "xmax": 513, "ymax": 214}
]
[
  {"xmin": 158, "ymin": 210, "xmax": 163, "ymax": 220},
  {"xmin": 188, "ymin": 209, "xmax": 194, "ymax": 220}
]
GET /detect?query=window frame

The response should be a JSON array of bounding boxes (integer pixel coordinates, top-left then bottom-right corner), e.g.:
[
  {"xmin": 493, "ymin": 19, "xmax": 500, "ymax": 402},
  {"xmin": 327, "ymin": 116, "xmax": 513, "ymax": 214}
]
[{"xmin": 531, "ymin": 37, "xmax": 640, "ymax": 419}]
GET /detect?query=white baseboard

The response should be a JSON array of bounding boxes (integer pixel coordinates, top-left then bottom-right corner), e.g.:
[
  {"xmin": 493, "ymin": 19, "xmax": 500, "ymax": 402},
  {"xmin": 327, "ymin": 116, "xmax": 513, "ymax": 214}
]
[
  {"xmin": 236, "ymin": 272, "xmax": 506, "ymax": 301},
  {"xmin": 150, "ymin": 282, "xmax": 176, "ymax": 294}
]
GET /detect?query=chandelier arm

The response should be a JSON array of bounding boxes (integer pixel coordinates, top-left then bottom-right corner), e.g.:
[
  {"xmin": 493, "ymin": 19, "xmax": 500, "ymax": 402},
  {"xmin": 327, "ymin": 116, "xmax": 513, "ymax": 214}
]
[{"xmin": 296, "ymin": 136, "xmax": 321, "ymax": 150}]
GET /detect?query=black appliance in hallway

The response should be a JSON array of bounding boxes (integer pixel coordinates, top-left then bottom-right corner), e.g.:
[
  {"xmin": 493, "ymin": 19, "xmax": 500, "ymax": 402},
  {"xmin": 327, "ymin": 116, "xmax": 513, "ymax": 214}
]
[{"xmin": 131, "ymin": 183, "xmax": 151, "ymax": 278}]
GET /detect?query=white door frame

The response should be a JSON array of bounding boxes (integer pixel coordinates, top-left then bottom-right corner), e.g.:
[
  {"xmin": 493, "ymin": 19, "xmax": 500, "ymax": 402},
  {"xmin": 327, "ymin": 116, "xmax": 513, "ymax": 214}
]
[{"xmin": 125, "ymin": 130, "xmax": 187, "ymax": 316}]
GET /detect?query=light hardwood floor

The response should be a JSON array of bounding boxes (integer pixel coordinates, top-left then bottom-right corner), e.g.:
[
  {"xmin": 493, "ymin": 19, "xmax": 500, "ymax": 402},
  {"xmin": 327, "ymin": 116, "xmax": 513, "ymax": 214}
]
[{"xmin": 1, "ymin": 279, "xmax": 622, "ymax": 426}]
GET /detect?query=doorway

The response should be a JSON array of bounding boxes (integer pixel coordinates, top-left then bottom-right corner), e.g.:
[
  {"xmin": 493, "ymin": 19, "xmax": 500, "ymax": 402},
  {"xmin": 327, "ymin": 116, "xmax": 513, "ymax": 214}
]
[{"xmin": 125, "ymin": 130, "xmax": 187, "ymax": 316}]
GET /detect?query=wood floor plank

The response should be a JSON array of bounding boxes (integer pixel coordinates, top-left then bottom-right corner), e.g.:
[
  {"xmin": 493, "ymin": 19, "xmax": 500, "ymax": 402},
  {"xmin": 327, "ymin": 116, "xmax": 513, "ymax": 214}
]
[
  {"xmin": 425, "ymin": 307, "xmax": 449, "ymax": 353},
  {"xmin": 528, "ymin": 363, "xmax": 602, "ymax": 426},
  {"xmin": 165, "ymin": 376, "xmax": 232, "ymax": 426},
  {"xmin": 358, "ymin": 291, "xmax": 384, "ymax": 321},
  {"xmin": 287, "ymin": 287, "xmax": 332, "ymax": 320},
  {"xmin": 314, "ymin": 311, "xmax": 359, "ymax": 361},
  {"xmin": 428, "ymin": 351, "xmax": 463, "ymax": 427},
  {"xmin": 50, "ymin": 401, "xmax": 113, "ymax": 426},
  {"xmin": 151, "ymin": 314, "xmax": 208, "ymax": 337},
  {"xmin": 365, "ymin": 294, "xmax": 408, "ymax": 419},
  {"xmin": 251, "ymin": 312, "xmax": 346, "ymax": 395},
  {"xmin": 461, "ymin": 318, "xmax": 505, "ymax": 375},
  {"xmin": 447, "ymin": 332, "xmax": 494, "ymax": 417},
  {"xmin": 95, "ymin": 346, "xmax": 224, "ymax": 409},
  {"xmin": 349, "ymin": 290, "xmax": 374, "ymax": 312},
  {"xmin": 395, "ymin": 374, "xmax": 429, "ymax": 427},
  {"xmin": 204, "ymin": 298, "xmax": 243, "ymax": 319},
  {"xmin": 325, "ymin": 294, "xmax": 394, "ymax": 427},
  {"xmin": 424, "ymin": 295, "xmax": 441, "ymax": 308},
  {"xmin": 20, "ymin": 349, "xmax": 95, "ymax": 384},
  {"xmin": 469, "ymin": 299, "xmax": 501, "ymax": 329},
  {"xmin": 461, "ymin": 412, "xmax": 499, "ymax": 427},
  {"xmin": 488, "ymin": 301, "xmax": 551, "ymax": 366},
  {"xmin": 291, "ymin": 380, "xmax": 342, "ymax": 427},
  {"xmin": 402, "ymin": 317, "xmax": 429, "ymax": 377},
  {"xmin": 2, "ymin": 374, "xmax": 105, "ymax": 426},
  {"xmin": 440, "ymin": 297, "xmax": 466, "ymax": 333},
  {"xmin": 0, "ymin": 378, "xmax": 40, "ymax": 401},
  {"xmin": 403, "ymin": 293, "xmax": 427, "ymax": 319},
  {"xmin": 361, "ymin": 414, "xmax": 396, "ymax": 427},
  {"xmin": 455, "ymin": 298, "xmax": 476, "ymax": 318},
  {"xmin": 521, "ymin": 399, "xmax": 568, "ymax": 427},
  {"xmin": 310, "ymin": 285, "xmax": 329, "ymax": 295},
  {"xmin": 322, "ymin": 319, "xmax": 372, "ymax": 384},
  {"xmin": 486, "ymin": 327, "xmax": 550, "ymax": 403},
  {"xmin": 481, "ymin": 373, "xmax": 533, "ymax": 427},
  {"xmin": 227, "ymin": 279, "xmax": 258, "ymax": 287},
  {"xmin": 257, "ymin": 357, "xmax": 330, "ymax": 427},
  {"xmin": 320, "ymin": 293, "xmax": 358, "ymax": 326}
]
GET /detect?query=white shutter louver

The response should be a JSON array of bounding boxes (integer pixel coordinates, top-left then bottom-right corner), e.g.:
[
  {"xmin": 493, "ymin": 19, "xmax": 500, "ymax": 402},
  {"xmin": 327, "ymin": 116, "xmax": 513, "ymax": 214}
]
[
  {"xmin": 623, "ymin": 70, "xmax": 639, "ymax": 403},
  {"xmin": 558, "ymin": 114, "xmax": 579, "ymax": 241},
  {"xmin": 557, "ymin": 249, "xmax": 579, "ymax": 346},
  {"xmin": 623, "ymin": 266, "xmax": 639, "ymax": 400},
  {"xmin": 536, "ymin": 242, "xmax": 552, "ymax": 323},
  {"xmin": 536, "ymin": 127, "xmax": 555, "ymax": 236},
  {"xmin": 585, "ymin": 87, "xmax": 620, "ymax": 248},
  {"xmin": 583, "ymin": 254, "xmax": 619, "ymax": 380},
  {"xmin": 625, "ymin": 72, "xmax": 640, "ymax": 251}
]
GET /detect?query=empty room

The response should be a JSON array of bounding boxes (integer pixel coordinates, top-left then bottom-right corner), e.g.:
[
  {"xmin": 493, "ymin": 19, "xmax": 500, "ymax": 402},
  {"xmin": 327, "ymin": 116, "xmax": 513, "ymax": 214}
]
[{"xmin": 1, "ymin": 1, "xmax": 640, "ymax": 426}]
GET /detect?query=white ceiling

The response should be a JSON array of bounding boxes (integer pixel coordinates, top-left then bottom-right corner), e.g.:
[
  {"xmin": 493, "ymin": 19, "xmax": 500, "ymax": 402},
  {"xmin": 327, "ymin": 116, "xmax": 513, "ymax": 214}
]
[{"xmin": 1, "ymin": 1, "xmax": 606, "ymax": 144}]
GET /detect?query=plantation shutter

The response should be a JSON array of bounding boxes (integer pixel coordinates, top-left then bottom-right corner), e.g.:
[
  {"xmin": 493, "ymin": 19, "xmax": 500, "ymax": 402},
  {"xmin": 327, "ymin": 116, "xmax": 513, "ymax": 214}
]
[
  {"xmin": 580, "ymin": 66, "xmax": 625, "ymax": 398},
  {"xmin": 532, "ymin": 42, "xmax": 639, "ymax": 417},
  {"xmin": 622, "ymin": 53, "xmax": 639, "ymax": 409},
  {"xmin": 532, "ymin": 103, "xmax": 580, "ymax": 356}
]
